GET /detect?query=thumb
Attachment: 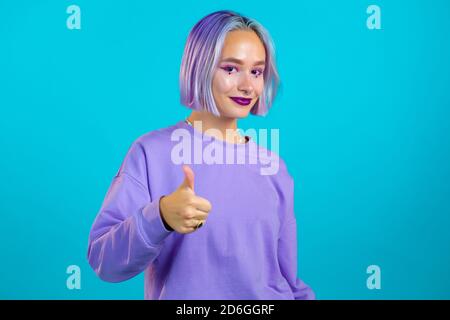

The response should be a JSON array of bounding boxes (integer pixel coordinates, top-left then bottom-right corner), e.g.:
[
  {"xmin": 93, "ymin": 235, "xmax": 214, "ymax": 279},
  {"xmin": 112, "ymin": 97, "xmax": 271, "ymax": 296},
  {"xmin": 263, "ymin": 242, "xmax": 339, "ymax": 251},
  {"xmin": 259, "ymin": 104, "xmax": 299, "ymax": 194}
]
[{"xmin": 180, "ymin": 164, "xmax": 195, "ymax": 192}]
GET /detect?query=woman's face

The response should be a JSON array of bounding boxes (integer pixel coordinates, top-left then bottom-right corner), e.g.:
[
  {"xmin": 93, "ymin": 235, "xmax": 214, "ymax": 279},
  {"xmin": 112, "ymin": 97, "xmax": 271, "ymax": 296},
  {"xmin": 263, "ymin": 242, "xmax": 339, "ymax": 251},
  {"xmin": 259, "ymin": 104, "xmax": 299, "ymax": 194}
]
[{"xmin": 212, "ymin": 30, "xmax": 266, "ymax": 119}]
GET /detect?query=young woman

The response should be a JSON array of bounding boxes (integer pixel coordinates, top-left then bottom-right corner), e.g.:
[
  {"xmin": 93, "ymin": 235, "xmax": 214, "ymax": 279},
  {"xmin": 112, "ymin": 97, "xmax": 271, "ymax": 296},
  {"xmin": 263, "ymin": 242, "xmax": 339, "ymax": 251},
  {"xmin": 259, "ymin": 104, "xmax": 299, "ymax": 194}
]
[{"xmin": 87, "ymin": 10, "xmax": 315, "ymax": 300}]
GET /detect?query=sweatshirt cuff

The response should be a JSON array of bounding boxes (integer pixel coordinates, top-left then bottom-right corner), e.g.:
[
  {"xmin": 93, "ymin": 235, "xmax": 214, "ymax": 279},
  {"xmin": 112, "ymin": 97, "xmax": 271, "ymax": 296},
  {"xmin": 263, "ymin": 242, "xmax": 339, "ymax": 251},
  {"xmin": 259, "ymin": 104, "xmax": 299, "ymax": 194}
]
[{"xmin": 140, "ymin": 196, "xmax": 173, "ymax": 246}]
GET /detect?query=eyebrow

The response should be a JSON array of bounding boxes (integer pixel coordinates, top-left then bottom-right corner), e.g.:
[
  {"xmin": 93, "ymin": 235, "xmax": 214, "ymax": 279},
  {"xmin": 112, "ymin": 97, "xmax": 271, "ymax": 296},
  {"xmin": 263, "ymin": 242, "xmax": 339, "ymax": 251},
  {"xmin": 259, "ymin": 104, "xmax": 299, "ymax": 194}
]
[{"xmin": 220, "ymin": 57, "xmax": 266, "ymax": 66}]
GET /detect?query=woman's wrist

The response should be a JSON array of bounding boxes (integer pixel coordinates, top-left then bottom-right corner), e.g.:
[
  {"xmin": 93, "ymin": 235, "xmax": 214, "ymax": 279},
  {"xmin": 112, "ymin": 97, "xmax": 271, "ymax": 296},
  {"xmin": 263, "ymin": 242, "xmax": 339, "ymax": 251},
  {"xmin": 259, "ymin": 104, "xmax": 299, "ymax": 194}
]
[{"xmin": 159, "ymin": 196, "xmax": 174, "ymax": 231}]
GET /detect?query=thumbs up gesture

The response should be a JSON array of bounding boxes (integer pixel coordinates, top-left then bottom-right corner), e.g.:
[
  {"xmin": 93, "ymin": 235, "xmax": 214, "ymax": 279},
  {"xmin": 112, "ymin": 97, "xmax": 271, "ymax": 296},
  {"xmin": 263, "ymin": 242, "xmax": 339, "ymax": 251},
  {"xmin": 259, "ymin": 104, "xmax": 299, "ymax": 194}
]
[{"xmin": 159, "ymin": 165, "xmax": 212, "ymax": 234}]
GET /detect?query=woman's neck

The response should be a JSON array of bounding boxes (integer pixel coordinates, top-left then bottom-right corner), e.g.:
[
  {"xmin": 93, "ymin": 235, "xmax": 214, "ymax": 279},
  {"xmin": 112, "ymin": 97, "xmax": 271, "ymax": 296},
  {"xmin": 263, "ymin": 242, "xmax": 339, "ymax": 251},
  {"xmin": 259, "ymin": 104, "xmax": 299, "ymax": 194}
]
[{"xmin": 186, "ymin": 111, "xmax": 246, "ymax": 144}]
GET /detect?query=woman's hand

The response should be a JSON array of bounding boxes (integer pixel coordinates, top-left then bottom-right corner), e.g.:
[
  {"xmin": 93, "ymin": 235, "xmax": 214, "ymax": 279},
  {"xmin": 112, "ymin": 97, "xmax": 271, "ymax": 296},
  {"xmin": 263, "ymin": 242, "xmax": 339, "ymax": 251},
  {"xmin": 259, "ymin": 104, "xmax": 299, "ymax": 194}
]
[{"xmin": 159, "ymin": 165, "xmax": 212, "ymax": 234}]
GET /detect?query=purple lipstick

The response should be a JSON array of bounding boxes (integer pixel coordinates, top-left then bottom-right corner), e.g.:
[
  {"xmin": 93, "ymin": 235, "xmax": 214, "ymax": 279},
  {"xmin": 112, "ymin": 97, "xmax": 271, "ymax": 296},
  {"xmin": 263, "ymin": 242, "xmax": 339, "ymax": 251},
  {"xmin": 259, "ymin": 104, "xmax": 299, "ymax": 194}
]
[{"xmin": 230, "ymin": 97, "xmax": 252, "ymax": 106}]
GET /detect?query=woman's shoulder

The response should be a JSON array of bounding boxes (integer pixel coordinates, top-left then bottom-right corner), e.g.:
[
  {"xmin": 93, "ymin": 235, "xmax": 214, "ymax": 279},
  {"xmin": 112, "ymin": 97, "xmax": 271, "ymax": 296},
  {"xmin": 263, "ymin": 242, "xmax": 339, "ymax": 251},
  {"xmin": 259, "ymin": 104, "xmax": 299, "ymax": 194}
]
[
  {"xmin": 251, "ymin": 141, "xmax": 292, "ymax": 179},
  {"xmin": 118, "ymin": 121, "xmax": 182, "ymax": 167},
  {"xmin": 131, "ymin": 121, "xmax": 183, "ymax": 149},
  {"xmin": 116, "ymin": 122, "xmax": 182, "ymax": 177},
  {"xmin": 137, "ymin": 121, "xmax": 181, "ymax": 141}
]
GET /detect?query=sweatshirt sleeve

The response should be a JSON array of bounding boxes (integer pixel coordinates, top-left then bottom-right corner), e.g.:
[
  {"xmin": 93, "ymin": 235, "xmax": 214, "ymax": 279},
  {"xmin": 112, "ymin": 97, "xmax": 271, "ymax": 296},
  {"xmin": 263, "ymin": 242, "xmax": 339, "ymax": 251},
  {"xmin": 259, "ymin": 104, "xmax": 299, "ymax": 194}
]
[
  {"xmin": 277, "ymin": 162, "xmax": 316, "ymax": 300},
  {"xmin": 87, "ymin": 140, "xmax": 173, "ymax": 283}
]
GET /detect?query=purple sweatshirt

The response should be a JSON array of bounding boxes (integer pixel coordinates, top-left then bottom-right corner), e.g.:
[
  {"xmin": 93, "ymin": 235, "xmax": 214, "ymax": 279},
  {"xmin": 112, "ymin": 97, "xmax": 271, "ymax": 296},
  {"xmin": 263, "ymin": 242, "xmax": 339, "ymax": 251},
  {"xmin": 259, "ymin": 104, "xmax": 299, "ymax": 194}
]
[{"xmin": 87, "ymin": 120, "xmax": 315, "ymax": 300}]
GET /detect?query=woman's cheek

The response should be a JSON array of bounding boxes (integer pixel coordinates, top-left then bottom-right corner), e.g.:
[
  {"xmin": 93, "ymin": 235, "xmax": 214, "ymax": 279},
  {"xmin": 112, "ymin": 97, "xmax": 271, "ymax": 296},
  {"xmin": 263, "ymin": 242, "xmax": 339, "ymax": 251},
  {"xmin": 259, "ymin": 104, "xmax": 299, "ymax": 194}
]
[
  {"xmin": 254, "ymin": 78, "xmax": 264, "ymax": 96},
  {"xmin": 213, "ymin": 73, "xmax": 237, "ymax": 93}
]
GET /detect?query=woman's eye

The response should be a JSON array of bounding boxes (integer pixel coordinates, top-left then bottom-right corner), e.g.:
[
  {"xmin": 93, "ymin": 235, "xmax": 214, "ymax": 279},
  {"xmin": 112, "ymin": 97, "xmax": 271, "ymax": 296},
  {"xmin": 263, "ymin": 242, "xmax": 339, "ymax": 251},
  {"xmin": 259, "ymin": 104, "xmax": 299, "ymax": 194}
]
[
  {"xmin": 221, "ymin": 66, "xmax": 264, "ymax": 77},
  {"xmin": 222, "ymin": 66, "xmax": 237, "ymax": 74},
  {"xmin": 252, "ymin": 69, "xmax": 264, "ymax": 77}
]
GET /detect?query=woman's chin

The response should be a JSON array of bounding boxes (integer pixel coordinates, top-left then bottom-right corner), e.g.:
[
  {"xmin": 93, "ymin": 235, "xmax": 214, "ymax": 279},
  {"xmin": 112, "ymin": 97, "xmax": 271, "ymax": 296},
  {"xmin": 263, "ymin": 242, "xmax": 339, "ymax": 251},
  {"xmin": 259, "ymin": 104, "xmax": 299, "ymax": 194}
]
[
  {"xmin": 226, "ymin": 108, "xmax": 251, "ymax": 119},
  {"xmin": 227, "ymin": 102, "xmax": 254, "ymax": 118}
]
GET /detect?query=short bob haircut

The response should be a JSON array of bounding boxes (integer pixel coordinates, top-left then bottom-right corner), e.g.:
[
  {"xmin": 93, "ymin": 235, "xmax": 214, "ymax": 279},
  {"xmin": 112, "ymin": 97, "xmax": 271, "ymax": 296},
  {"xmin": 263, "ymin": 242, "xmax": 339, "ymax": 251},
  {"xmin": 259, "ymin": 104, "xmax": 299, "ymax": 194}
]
[{"xmin": 179, "ymin": 10, "xmax": 280, "ymax": 117}]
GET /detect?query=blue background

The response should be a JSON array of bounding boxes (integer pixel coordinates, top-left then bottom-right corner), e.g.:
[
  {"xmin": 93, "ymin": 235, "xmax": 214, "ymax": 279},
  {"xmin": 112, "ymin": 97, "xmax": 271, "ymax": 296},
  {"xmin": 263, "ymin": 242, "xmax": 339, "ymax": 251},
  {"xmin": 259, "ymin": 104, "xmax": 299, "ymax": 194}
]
[{"xmin": 1, "ymin": 0, "xmax": 449, "ymax": 299}]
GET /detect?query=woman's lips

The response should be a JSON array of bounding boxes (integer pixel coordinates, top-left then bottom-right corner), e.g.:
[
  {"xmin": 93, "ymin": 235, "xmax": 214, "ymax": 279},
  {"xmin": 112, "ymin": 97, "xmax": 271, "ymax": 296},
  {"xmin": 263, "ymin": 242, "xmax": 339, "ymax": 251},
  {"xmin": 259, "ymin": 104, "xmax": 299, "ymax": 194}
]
[{"xmin": 230, "ymin": 96, "xmax": 252, "ymax": 106}]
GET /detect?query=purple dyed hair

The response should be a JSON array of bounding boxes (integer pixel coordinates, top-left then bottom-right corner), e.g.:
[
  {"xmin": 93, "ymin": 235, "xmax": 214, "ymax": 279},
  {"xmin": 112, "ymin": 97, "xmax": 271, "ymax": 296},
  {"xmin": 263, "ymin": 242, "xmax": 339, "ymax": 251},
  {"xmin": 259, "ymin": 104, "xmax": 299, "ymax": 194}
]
[{"xmin": 179, "ymin": 10, "xmax": 280, "ymax": 116}]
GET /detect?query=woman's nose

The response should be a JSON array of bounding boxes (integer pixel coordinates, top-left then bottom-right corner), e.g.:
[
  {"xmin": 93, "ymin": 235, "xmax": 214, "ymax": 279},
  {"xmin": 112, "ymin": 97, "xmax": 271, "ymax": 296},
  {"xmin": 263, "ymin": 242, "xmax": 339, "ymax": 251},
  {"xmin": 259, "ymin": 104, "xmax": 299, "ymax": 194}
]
[{"xmin": 238, "ymin": 73, "xmax": 254, "ymax": 95}]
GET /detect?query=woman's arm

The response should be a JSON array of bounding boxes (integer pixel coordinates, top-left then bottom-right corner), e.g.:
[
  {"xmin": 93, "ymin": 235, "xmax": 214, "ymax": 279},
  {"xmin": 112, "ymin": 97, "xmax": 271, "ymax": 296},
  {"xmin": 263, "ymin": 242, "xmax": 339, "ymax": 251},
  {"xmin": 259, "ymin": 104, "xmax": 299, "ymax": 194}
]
[
  {"xmin": 277, "ymin": 163, "xmax": 316, "ymax": 300},
  {"xmin": 87, "ymin": 141, "xmax": 173, "ymax": 282},
  {"xmin": 278, "ymin": 215, "xmax": 316, "ymax": 300}
]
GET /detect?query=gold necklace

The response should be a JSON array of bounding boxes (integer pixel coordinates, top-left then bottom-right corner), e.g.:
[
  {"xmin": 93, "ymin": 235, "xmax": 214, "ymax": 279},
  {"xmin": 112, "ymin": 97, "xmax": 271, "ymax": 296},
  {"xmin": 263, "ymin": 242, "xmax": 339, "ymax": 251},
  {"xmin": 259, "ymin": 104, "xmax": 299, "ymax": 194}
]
[{"xmin": 184, "ymin": 118, "xmax": 246, "ymax": 144}]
